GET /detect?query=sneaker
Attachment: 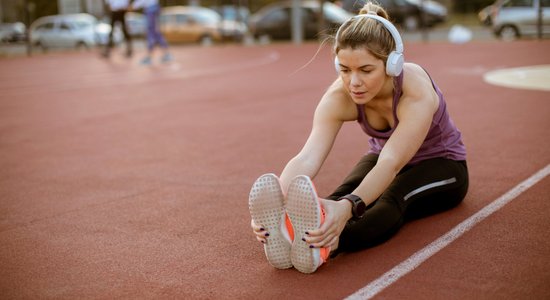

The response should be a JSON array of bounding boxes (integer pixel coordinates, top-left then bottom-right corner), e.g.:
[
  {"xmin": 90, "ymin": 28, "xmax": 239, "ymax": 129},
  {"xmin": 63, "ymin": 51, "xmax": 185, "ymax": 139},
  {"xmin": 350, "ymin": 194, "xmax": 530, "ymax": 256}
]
[
  {"xmin": 248, "ymin": 174, "xmax": 292, "ymax": 269},
  {"xmin": 161, "ymin": 53, "xmax": 173, "ymax": 63},
  {"xmin": 100, "ymin": 49, "xmax": 110, "ymax": 58},
  {"xmin": 140, "ymin": 56, "xmax": 152, "ymax": 65},
  {"xmin": 286, "ymin": 175, "xmax": 329, "ymax": 274}
]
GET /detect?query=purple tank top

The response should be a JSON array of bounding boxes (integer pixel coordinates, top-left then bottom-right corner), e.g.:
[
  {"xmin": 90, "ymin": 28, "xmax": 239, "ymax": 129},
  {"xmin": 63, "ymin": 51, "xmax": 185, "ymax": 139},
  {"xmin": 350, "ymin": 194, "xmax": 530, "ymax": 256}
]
[{"xmin": 356, "ymin": 70, "xmax": 466, "ymax": 165}]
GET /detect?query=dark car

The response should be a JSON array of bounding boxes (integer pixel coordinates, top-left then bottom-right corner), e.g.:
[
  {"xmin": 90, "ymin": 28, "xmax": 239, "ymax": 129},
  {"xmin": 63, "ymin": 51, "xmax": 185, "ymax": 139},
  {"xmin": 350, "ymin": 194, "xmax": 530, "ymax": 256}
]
[
  {"xmin": 248, "ymin": 0, "xmax": 353, "ymax": 40},
  {"xmin": 341, "ymin": 0, "xmax": 447, "ymax": 31}
]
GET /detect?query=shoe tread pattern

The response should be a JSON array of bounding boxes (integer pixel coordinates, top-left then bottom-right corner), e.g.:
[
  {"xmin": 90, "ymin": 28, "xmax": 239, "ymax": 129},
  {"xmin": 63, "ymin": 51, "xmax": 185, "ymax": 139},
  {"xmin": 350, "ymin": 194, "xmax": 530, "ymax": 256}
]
[
  {"xmin": 286, "ymin": 175, "xmax": 321, "ymax": 274},
  {"xmin": 248, "ymin": 174, "xmax": 292, "ymax": 269}
]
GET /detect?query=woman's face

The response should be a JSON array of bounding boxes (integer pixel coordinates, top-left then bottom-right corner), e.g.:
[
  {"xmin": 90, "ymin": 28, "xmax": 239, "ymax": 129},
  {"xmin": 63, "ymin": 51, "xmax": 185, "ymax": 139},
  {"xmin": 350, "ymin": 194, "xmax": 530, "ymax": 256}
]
[{"xmin": 336, "ymin": 48, "xmax": 388, "ymax": 104}]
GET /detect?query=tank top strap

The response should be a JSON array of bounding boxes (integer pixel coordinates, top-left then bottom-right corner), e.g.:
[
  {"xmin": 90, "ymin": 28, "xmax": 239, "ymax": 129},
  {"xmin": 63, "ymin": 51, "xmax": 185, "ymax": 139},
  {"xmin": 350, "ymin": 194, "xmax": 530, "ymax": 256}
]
[
  {"xmin": 392, "ymin": 71, "xmax": 404, "ymax": 106},
  {"xmin": 391, "ymin": 71, "xmax": 404, "ymax": 123}
]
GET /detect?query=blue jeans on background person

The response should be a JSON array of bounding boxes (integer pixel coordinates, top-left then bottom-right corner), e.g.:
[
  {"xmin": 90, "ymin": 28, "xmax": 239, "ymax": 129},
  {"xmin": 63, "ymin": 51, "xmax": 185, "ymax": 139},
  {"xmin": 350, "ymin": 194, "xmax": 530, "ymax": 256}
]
[{"xmin": 145, "ymin": 4, "xmax": 168, "ymax": 52}]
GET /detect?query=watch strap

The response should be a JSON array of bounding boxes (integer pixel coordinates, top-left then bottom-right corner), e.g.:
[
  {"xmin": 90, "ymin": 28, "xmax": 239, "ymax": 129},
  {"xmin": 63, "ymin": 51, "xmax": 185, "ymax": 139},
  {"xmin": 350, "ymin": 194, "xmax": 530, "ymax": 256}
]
[{"xmin": 337, "ymin": 194, "xmax": 365, "ymax": 219}]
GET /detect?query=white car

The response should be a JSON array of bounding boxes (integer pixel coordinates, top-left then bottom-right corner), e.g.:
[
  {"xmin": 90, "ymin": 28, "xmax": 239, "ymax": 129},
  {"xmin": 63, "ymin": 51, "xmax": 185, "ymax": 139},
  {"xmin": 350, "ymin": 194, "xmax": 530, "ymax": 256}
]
[
  {"xmin": 492, "ymin": 0, "xmax": 550, "ymax": 40},
  {"xmin": 126, "ymin": 12, "xmax": 147, "ymax": 37},
  {"xmin": 0, "ymin": 22, "xmax": 27, "ymax": 43},
  {"xmin": 30, "ymin": 13, "xmax": 122, "ymax": 51},
  {"xmin": 101, "ymin": 12, "xmax": 146, "ymax": 37}
]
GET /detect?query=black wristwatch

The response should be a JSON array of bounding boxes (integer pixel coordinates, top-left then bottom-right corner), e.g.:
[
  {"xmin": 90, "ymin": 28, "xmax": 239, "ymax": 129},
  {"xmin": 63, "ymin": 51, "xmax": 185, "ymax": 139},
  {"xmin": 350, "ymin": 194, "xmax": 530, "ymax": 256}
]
[{"xmin": 338, "ymin": 194, "xmax": 366, "ymax": 220}]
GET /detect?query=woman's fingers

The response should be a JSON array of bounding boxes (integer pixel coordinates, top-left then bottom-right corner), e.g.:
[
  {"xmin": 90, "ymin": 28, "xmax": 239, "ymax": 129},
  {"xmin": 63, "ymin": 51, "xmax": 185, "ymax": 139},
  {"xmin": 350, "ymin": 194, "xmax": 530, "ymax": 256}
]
[
  {"xmin": 250, "ymin": 219, "xmax": 264, "ymax": 232},
  {"xmin": 304, "ymin": 223, "xmax": 338, "ymax": 248},
  {"xmin": 307, "ymin": 231, "xmax": 337, "ymax": 248},
  {"xmin": 251, "ymin": 219, "xmax": 269, "ymax": 243},
  {"xmin": 302, "ymin": 199, "xmax": 350, "ymax": 248}
]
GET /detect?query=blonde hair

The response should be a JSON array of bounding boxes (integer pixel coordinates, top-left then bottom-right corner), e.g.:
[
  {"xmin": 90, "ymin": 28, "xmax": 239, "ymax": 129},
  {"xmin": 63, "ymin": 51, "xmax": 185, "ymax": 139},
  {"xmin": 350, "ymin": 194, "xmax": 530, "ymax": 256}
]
[{"xmin": 334, "ymin": 1, "xmax": 395, "ymax": 63}]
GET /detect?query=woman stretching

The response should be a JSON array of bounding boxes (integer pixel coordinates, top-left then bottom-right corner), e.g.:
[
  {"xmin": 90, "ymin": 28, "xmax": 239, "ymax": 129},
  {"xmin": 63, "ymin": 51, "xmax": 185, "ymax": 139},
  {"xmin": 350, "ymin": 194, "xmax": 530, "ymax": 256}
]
[{"xmin": 249, "ymin": 1, "xmax": 468, "ymax": 274}]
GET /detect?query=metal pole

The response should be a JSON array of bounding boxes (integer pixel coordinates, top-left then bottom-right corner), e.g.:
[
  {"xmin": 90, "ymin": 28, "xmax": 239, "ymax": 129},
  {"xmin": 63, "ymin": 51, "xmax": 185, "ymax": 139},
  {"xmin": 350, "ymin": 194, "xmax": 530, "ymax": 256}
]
[
  {"xmin": 82, "ymin": 0, "xmax": 88, "ymax": 13},
  {"xmin": 318, "ymin": 0, "xmax": 325, "ymax": 41},
  {"xmin": 24, "ymin": 0, "xmax": 31, "ymax": 56},
  {"xmin": 420, "ymin": 0, "xmax": 428, "ymax": 43},
  {"xmin": 537, "ymin": 0, "xmax": 543, "ymax": 40},
  {"xmin": 291, "ymin": 0, "xmax": 302, "ymax": 45}
]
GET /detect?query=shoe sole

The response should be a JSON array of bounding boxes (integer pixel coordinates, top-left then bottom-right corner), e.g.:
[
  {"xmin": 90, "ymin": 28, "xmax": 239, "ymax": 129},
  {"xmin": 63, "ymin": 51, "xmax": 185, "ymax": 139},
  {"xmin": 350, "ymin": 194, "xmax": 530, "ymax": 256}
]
[
  {"xmin": 286, "ymin": 175, "xmax": 321, "ymax": 274},
  {"xmin": 248, "ymin": 174, "xmax": 292, "ymax": 269}
]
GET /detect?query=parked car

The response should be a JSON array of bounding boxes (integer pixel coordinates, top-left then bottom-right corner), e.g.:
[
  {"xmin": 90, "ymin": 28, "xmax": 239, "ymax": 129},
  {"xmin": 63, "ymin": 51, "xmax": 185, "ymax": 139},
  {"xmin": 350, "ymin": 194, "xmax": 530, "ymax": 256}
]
[
  {"xmin": 341, "ymin": 0, "xmax": 447, "ymax": 31},
  {"xmin": 100, "ymin": 12, "xmax": 146, "ymax": 38},
  {"xmin": 248, "ymin": 0, "xmax": 353, "ymax": 40},
  {"xmin": 30, "ymin": 13, "xmax": 121, "ymax": 51},
  {"xmin": 405, "ymin": 0, "xmax": 447, "ymax": 27},
  {"xmin": 211, "ymin": 5, "xmax": 250, "ymax": 41},
  {"xmin": 126, "ymin": 12, "xmax": 147, "ymax": 37},
  {"xmin": 491, "ymin": 0, "xmax": 550, "ymax": 40},
  {"xmin": 0, "ymin": 22, "xmax": 26, "ymax": 43},
  {"xmin": 159, "ymin": 6, "xmax": 223, "ymax": 44}
]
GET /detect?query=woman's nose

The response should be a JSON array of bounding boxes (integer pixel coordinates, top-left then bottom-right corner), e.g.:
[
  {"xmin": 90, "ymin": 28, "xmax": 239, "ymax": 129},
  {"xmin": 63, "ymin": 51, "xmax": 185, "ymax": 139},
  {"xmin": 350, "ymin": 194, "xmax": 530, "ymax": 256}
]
[{"xmin": 350, "ymin": 73, "xmax": 362, "ymax": 86}]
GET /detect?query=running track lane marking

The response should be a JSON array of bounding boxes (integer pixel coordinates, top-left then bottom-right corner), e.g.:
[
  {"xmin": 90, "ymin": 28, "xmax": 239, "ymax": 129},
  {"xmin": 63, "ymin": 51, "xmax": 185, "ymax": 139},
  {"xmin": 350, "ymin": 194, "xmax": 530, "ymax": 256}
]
[{"xmin": 345, "ymin": 163, "xmax": 550, "ymax": 300}]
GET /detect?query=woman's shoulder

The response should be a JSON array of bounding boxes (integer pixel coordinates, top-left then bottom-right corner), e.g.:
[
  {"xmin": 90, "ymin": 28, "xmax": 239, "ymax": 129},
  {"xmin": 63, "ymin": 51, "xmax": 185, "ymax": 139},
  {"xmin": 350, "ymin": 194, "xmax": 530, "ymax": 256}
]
[
  {"xmin": 318, "ymin": 78, "xmax": 357, "ymax": 122},
  {"xmin": 403, "ymin": 62, "xmax": 429, "ymax": 80},
  {"xmin": 402, "ymin": 63, "xmax": 436, "ymax": 94},
  {"xmin": 325, "ymin": 78, "xmax": 349, "ymax": 102},
  {"xmin": 400, "ymin": 63, "xmax": 439, "ymax": 112}
]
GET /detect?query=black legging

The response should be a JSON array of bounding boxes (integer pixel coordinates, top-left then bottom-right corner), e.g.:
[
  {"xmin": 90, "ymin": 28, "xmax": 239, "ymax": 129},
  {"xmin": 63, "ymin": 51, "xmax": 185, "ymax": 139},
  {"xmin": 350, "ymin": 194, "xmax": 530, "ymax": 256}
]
[
  {"xmin": 327, "ymin": 154, "xmax": 469, "ymax": 254},
  {"xmin": 107, "ymin": 10, "xmax": 132, "ymax": 52}
]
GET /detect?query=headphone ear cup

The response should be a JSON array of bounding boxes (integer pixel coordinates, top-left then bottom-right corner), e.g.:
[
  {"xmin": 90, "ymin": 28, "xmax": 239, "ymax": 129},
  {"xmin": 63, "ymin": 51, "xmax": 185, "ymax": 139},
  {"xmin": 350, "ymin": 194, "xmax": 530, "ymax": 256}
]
[
  {"xmin": 386, "ymin": 51, "xmax": 404, "ymax": 76},
  {"xmin": 334, "ymin": 56, "xmax": 340, "ymax": 74}
]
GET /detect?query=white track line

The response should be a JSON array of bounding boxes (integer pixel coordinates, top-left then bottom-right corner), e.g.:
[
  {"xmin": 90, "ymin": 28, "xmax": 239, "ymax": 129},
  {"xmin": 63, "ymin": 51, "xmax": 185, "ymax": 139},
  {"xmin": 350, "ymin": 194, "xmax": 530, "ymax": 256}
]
[{"xmin": 346, "ymin": 163, "xmax": 550, "ymax": 300}]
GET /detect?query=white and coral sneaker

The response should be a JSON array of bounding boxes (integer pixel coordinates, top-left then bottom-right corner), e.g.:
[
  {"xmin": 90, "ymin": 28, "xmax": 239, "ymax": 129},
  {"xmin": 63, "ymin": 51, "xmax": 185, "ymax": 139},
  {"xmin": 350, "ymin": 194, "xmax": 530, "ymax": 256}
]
[
  {"xmin": 286, "ymin": 175, "xmax": 330, "ymax": 274},
  {"xmin": 248, "ymin": 174, "xmax": 293, "ymax": 269}
]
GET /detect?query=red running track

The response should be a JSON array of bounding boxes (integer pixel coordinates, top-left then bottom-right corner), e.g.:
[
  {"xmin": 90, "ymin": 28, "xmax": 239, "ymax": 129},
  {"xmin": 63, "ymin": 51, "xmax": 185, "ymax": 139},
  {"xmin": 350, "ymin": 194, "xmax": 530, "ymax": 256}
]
[{"xmin": 0, "ymin": 40, "xmax": 549, "ymax": 299}]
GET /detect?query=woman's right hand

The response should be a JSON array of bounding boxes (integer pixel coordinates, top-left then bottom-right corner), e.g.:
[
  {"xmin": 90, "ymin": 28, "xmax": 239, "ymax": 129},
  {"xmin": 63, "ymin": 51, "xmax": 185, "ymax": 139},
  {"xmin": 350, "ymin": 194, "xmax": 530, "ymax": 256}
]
[{"xmin": 251, "ymin": 219, "xmax": 268, "ymax": 244}]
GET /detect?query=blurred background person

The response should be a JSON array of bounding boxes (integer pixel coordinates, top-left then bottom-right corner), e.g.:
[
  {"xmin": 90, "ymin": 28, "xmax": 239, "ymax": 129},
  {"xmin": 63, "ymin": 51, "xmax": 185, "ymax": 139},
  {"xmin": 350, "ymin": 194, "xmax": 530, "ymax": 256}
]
[
  {"xmin": 103, "ymin": 0, "xmax": 133, "ymax": 58},
  {"xmin": 132, "ymin": 0, "xmax": 172, "ymax": 65}
]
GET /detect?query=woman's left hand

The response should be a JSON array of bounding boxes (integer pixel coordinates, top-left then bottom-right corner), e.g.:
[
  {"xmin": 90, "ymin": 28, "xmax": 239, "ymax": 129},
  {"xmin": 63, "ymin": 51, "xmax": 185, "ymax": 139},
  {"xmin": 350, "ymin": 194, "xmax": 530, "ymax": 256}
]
[{"xmin": 304, "ymin": 198, "xmax": 352, "ymax": 249}]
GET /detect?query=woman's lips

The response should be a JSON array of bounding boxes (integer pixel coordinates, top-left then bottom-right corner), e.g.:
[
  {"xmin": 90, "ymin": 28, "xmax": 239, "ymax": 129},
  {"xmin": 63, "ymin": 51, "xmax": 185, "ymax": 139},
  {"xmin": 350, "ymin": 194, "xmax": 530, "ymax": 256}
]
[{"xmin": 351, "ymin": 91, "xmax": 366, "ymax": 97}]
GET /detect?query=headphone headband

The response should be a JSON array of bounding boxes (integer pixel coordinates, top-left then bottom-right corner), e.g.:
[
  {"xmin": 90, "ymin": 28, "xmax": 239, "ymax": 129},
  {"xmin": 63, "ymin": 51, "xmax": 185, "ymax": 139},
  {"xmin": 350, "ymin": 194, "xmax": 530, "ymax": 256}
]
[
  {"xmin": 357, "ymin": 12, "xmax": 403, "ymax": 53},
  {"xmin": 334, "ymin": 11, "xmax": 404, "ymax": 76}
]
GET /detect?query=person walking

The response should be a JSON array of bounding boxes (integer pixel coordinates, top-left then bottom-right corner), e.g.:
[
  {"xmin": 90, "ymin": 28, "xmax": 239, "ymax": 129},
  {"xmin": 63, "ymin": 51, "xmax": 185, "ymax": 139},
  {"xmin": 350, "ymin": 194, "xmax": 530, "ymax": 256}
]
[
  {"xmin": 248, "ymin": 1, "xmax": 469, "ymax": 274},
  {"xmin": 102, "ymin": 0, "xmax": 133, "ymax": 58},
  {"xmin": 132, "ymin": 0, "xmax": 172, "ymax": 65}
]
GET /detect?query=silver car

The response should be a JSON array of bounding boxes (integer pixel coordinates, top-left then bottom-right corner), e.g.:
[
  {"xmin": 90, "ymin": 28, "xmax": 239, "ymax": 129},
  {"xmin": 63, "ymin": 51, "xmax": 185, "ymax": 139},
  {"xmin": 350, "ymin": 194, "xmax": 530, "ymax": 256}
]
[
  {"xmin": 492, "ymin": 0, "xmax": 550, "ymax": 40},
  {"xmin": 0, "ymin": 22, "xmax": 27, "ymax": 43},
  {"xmin": 30, "ymin": 13, "xmax": 122, "ymax": 51}
]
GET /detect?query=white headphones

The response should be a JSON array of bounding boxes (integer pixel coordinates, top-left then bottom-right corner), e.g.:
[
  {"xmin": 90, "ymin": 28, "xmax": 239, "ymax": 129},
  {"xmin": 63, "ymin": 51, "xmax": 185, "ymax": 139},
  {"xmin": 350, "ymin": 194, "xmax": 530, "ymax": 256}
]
[{"xmin": 334, "ymin": 11, "xmax": 404, "ymax": 77}]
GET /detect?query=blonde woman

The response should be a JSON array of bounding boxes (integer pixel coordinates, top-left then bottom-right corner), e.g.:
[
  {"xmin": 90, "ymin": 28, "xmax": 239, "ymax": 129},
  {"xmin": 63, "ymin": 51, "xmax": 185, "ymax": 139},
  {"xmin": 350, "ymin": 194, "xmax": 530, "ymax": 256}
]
[{"xmin": 249, "ymin": 1, "xmax": 468, "ymax": 274}]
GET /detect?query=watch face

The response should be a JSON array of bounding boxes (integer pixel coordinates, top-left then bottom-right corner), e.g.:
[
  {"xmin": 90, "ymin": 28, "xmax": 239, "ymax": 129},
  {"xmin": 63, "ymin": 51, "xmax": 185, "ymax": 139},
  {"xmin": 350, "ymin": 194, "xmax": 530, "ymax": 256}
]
[
  {"xmin": 339, "ymin": 194, "xmax": 366, "ymax": 219},
  {"xmin": 355, "ymin": 200, "xmax": 366, "ymax": 218}
]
